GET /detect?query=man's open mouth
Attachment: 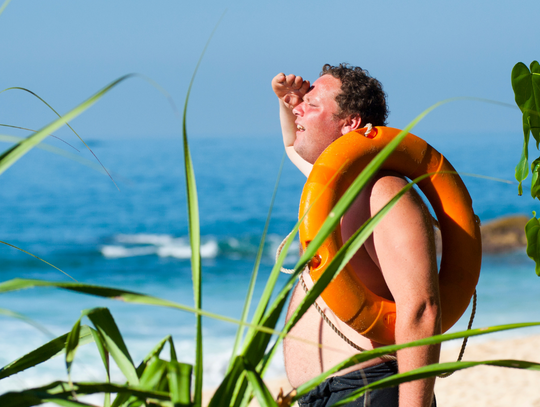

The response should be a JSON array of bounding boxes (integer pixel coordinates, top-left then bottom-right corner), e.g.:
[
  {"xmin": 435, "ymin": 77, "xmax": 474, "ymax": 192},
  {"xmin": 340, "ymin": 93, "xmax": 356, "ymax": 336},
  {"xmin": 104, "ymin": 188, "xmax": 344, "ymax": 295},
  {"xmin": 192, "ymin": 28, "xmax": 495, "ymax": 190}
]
[{"xmin": 297, "ymin": 124, "xmax": 305, "ymax": 131}]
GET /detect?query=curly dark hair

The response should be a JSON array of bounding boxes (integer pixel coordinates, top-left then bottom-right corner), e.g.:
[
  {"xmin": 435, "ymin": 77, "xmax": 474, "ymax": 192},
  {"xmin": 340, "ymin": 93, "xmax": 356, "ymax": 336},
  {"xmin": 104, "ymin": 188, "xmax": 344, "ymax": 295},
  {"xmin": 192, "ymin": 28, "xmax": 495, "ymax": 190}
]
[{"xmin": 321, "ymin": 63, "xmax": 388, "ymax": 126}]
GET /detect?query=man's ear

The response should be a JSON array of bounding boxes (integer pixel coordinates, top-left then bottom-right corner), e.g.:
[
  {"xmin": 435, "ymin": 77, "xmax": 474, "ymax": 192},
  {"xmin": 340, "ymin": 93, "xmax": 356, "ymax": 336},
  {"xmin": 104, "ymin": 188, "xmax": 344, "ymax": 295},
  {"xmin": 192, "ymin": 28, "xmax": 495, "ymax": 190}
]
[{"xmin": 341, "ymin": 115, "xmax": 362, "ymax": 135}]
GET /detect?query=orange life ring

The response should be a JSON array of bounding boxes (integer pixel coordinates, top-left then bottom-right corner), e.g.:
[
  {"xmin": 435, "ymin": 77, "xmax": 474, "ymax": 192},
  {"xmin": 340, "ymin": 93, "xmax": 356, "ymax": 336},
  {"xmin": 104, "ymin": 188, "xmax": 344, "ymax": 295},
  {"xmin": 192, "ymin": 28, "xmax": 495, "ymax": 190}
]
[{"xmin": 299, "ymin": 126, "xmax": 482, "ymax": 345}]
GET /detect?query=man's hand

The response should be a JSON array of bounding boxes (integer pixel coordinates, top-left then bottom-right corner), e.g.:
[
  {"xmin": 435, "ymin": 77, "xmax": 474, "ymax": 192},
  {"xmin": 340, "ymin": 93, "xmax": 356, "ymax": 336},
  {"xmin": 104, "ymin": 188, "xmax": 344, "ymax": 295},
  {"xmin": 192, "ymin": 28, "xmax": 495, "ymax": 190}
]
[{"xmin": 272, "ymin": 73, "xmax": 310, "ymax": 109}]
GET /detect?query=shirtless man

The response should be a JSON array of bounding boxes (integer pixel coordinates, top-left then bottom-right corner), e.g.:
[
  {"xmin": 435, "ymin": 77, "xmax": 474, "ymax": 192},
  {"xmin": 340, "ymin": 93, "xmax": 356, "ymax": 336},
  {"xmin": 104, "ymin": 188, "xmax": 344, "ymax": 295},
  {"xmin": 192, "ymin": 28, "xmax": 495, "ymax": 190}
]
[{"xmin": 272, "ymin": 64, "xmax": 440, "ymax": 407}]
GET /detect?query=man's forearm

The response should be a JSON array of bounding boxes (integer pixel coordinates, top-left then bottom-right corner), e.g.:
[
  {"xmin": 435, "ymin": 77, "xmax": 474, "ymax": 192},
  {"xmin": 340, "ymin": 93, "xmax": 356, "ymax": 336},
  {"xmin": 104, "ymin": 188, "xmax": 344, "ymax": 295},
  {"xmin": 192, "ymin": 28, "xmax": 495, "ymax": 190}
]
[{"xmin": 396, "ymin": 302, "xmax": 441, "ymax": 407}]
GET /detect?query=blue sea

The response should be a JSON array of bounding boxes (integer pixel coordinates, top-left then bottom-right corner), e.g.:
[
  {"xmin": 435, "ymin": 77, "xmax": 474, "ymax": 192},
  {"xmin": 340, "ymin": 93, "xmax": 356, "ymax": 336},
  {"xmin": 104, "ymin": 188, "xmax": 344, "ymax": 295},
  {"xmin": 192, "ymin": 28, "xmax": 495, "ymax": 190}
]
[{"xmin": 1, "ymin": 131, "xmax": 540, "ymax": 397}]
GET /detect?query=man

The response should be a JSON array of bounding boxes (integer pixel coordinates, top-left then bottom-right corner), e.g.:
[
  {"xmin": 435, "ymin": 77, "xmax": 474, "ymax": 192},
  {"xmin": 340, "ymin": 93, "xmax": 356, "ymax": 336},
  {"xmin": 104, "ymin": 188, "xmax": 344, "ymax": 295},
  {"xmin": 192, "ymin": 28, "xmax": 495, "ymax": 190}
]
[{"xmin": 272, "ymin": 64, "xmax": 440, "ymax": 406}]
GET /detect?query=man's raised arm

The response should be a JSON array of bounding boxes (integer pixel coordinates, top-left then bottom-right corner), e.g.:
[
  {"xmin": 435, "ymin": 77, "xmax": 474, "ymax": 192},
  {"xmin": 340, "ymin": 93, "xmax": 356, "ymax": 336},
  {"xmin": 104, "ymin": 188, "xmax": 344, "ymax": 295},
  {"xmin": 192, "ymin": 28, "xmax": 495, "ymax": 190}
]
[{"xmin": 271, "ymin": 73, "xmax": 313, "ymax": 176}]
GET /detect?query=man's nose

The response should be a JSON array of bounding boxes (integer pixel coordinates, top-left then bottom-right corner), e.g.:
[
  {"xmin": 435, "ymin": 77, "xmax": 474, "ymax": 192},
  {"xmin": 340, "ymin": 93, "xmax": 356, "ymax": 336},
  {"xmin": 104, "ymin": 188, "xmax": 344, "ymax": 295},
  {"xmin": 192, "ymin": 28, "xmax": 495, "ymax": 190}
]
[{"xmin": 292, "ymin": 102, "xmax": 304, "ymax": 116}]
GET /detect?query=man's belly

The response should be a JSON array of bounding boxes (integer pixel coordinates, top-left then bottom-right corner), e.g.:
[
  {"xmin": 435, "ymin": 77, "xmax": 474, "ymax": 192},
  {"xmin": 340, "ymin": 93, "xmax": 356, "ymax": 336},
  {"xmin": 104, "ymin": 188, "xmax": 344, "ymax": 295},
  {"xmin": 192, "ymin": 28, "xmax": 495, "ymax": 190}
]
[{"xmin": 283, "ymin": 270, "xmax": 389, "ymax": 388}]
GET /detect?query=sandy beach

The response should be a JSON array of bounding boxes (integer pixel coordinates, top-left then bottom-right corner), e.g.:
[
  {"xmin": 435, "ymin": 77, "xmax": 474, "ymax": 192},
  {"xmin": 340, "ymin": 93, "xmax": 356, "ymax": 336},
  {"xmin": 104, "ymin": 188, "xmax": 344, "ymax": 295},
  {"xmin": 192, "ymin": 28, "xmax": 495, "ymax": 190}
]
[{"xmin": 205, "ymin": 334, "xmax": 540, "ymax": 406}]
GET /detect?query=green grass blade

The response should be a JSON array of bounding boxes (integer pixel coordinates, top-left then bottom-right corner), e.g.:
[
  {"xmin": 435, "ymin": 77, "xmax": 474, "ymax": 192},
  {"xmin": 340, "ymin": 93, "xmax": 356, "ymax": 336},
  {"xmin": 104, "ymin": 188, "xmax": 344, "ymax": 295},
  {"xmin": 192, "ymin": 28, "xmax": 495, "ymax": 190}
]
[
  {"xmin": 86, "ymin": 308, "xmax": 139, "ymax": 386},
  {"xmin": 181, "ymin": 15, "xmax": 225, "ymax": 406},
  {"xmin": 0, "ymin": 74, "xmax": 137, "ymax": 179},
  {"xmin": 208, "ymin": 356, "xmax": 245, "ymax": 407},
  {"xmin": 65, "ymin": 316, "xmax": 83, "ymax": 383},
  {"xmin": 229, "ymin": 153, "xmax": 286, "ymax": 370},
  {"xmin": 0, "ymin": 133, "xmax": 122, "ymax": 177},
  {"xmin": 89, "ymin": 328, "xmax": 110, "ymax": 407},
  {"xmin": 0, "ymin": 381, "xmax": 170, "ymax": 407},
  {"xmin": 332, "ymin": 358, "xmax": 540, "ymax": 406},
  {"xmin": 242, "ymin": 359, "xmax": 278, "ymax": 407},
  {"xmin": 0, "ymin": 0, "xmax": 11, "ymax": 16},
  {"xmin": 295, "ymin": 321, "xmax": 540, "ymax": 397},
  {"xmin": 0, "ymin": 308, "xmax": 54, "ymax": 338},
  {"xmin": 0, "ymin": 325, "xmax": 94, "ymax": 380},
  {"xmin": 167, "ymin": 361, "xmax": 193, "ymax": 406},
  {"xmin": 137, "ymin": 336, "xmax": 170, "ymax": 376},
  {"xmin": 0, "ymin": 86, "xmax": 119, "ymax": 189},
  {"xmin": 138, "ymin": 357, "xmax": 168, "ymax": 389},
  {"xmin": 0, "ymin": 278, "xmax": 285, "ymax": 336},
  {"xmin": 168, "ymin": 336, "xmax": 178, "ymax": 362},
  {"xmin": 0, "ymin": 125, "xmax": 80, "ymax": 151},
  {"xmin": 0, "ymin": 240, "xmax": 77, "ymax": 281}
]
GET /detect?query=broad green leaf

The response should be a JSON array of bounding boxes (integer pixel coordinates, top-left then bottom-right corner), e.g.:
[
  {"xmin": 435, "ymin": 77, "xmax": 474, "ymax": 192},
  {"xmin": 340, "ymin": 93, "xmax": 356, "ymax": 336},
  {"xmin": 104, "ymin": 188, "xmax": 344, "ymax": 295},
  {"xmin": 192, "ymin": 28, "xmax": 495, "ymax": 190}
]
[
  {"xmin": 167, "ymin": 361, "xmax": 193, "ymax": 406},
  {"xmin": 0, "ymin": 307, "xmax": 54, "ymax": 338},
  {"xmin": 531, "ymin": 157, "xmax": 540, "ymax": 199},
  {"xmin": 242, "ymin": 359, "xmax": 278, "ymax": 407},
  {"xmin": 0, "ymin": 278, "xmax": 282, "ymax": 336},
  {"xmin": 295, "ymin": 321, "xmax": 540, "ymax": 397},
  {"xmin": 332, "ymin": 358, "xmax": 540, "ymax": 406},
  {"xmin": 512, "ymin": 61, "xmax": 540, "ymax": 146},
  {"xmin": 136, "ymin": 336, "xmax": 170, "ymax": 376},
  {"xmin": 86, "ymin": 308, "xmax": 139, "ymax": 386},
  {"xmin": 525, "ymin": 212, "xmax": 540, "ymax": 276},
  {"xmin": 0, "ymin": 325, "xmax": 94, "ymax": 380},
  {"xmin": 516, "ymin": 117, "xmax": 530, "ymax": 195}
]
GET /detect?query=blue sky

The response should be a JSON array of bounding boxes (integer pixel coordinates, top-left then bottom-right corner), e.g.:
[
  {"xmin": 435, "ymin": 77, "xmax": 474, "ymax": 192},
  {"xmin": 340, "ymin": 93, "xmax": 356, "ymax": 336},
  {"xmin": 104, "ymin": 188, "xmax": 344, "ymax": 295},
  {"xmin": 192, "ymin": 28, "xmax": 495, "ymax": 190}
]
[{"xmin": 0, "ymin": 0, "xmax": 538, "ymax": 139}]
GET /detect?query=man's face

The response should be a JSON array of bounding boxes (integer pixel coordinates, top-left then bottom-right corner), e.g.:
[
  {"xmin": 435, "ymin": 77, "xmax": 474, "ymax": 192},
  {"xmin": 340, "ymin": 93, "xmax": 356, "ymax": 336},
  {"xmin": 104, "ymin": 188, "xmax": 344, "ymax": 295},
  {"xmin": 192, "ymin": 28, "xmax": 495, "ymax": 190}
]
[{"xmin": 292, "ymin": 75, "xmax": 349, "ymax": 164}]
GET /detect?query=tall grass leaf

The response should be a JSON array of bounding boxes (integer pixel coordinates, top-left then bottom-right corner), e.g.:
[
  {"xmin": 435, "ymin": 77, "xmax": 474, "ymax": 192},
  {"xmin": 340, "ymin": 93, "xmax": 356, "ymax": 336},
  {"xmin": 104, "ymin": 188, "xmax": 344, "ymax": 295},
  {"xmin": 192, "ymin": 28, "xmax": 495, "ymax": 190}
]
[
  {"xmin": 138, "ymin": 357, "xmax": 168, "ymax": 389},
  {"xmin": 65, "ymin": 316, "xmax": 82, "ymax": 382},
  {"xmin": 167, "ymin": 361, "xmax": 193, "ymax": 406},
  {"xmin": 0, "ymin": 74, "xmax": 136, "ymax": 179},
  {"xmin": 295, "ymin": 321, "xmax": 540, "ymax": 398},
  {"xmin": 229, "ymin": 154, "xmax": 286, "ymax": 369},
  {"xmin": 168, "ymin": 336, "xmax": 178, "ymax": 362},
  {"xmin": 0, "ymin": 125, "xmax": 80, "ymax": 151},
  {"xmin": 0, "ymin": 325, "xmax": 94, "ymax": 380},
  {"xmin": 0, "ymin": 308, "xmax": 54, "ymax": 338},
  {"xmin": 0, "ymin": 134, "xmax": 125, "ymax": 177},
  {"xmin": 180, "ymin": 14, "xmax": 224, "ymax": 406},
  {"xmin": 0, "ymin": 0, "xmax": 11, "ymax": 16},
  {"xmin": 242, "ymin": 359, "xmax": 278, "ymax": 407},
  {"xmin": 332, "ymin": 359, "xmax": 540, "ymax": 406},
  {"xmin": 137, "ymin": 336, "xmax": 170, "ymax": 376},
  {"xmin": 86, "ymin": 308, "xmax": 139, "ymax": 386},
  {"xmin": 0, "ymin": 381, "xmax": 170, "ymax": 407},
  {"xmin": 89, "ymin": 328, "xmax": 110, "ymax": 407},
  {"xmin": 0, "ymin": 240, "xmax": 77, "ymax": 281},
  {"xmin": 208, "ymin": 356, "xmax": 245, "ymax": 407},
  {"xmin": 0, "ymin": 86, "xmax": 119, "ymax": 189},
  {"xmin": 0, "ymin": 279, "xmax": 284, "ymax": 336}
]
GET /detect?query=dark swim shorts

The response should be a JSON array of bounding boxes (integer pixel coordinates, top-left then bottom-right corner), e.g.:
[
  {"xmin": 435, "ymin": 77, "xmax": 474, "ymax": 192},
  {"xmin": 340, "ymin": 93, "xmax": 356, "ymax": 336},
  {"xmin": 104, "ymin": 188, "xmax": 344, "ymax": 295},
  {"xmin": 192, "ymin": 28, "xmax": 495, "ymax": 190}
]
[{"xmin": 297, "ymin": 360, "xmax": 437, "ymax": 407}]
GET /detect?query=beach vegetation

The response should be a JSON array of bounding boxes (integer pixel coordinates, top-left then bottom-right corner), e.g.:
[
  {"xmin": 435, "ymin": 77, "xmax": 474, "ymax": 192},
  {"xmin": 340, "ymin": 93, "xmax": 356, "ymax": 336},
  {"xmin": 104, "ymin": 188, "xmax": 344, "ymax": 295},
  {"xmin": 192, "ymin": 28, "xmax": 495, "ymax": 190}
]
[
  {"xmin": 1, "ymin": 2, "xmax": 540, "ymax": 405},
  {"xmin": 511, "ymin": 61, "xmax": 540, "ymax": 275}
]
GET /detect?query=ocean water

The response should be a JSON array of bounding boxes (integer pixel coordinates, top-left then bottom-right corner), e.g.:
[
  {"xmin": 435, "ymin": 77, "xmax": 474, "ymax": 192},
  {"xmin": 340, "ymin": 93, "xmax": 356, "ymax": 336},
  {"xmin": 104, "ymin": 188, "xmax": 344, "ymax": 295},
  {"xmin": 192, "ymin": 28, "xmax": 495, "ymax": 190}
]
[{"xmin": 1, "ymin": 131, "xmax": 540, "ymax": 396}]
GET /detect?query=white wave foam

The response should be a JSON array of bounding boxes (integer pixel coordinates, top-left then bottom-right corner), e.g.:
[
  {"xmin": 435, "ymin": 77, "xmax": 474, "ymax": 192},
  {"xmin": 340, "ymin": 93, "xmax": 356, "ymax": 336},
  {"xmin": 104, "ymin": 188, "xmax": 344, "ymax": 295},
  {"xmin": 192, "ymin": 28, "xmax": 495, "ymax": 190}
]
[
  {"xmin": 158, "ymin": 239, "xmax": 218, "ymax": 259},
  {"xmin": 114, "ymin": 233, "xmax": 174, "ymax": 245},
  {"xmin": 101, "ymin": 245, "xmax": 158, "ymax": 258}
]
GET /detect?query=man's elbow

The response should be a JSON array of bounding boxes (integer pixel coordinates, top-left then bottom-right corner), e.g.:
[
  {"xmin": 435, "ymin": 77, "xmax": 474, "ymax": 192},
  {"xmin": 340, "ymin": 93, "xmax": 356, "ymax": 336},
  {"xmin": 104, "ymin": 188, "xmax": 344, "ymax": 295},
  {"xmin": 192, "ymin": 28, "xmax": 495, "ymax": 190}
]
[{"xmin": 399, "ymin": 298, "xmax": 442, "ymax": 335}]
